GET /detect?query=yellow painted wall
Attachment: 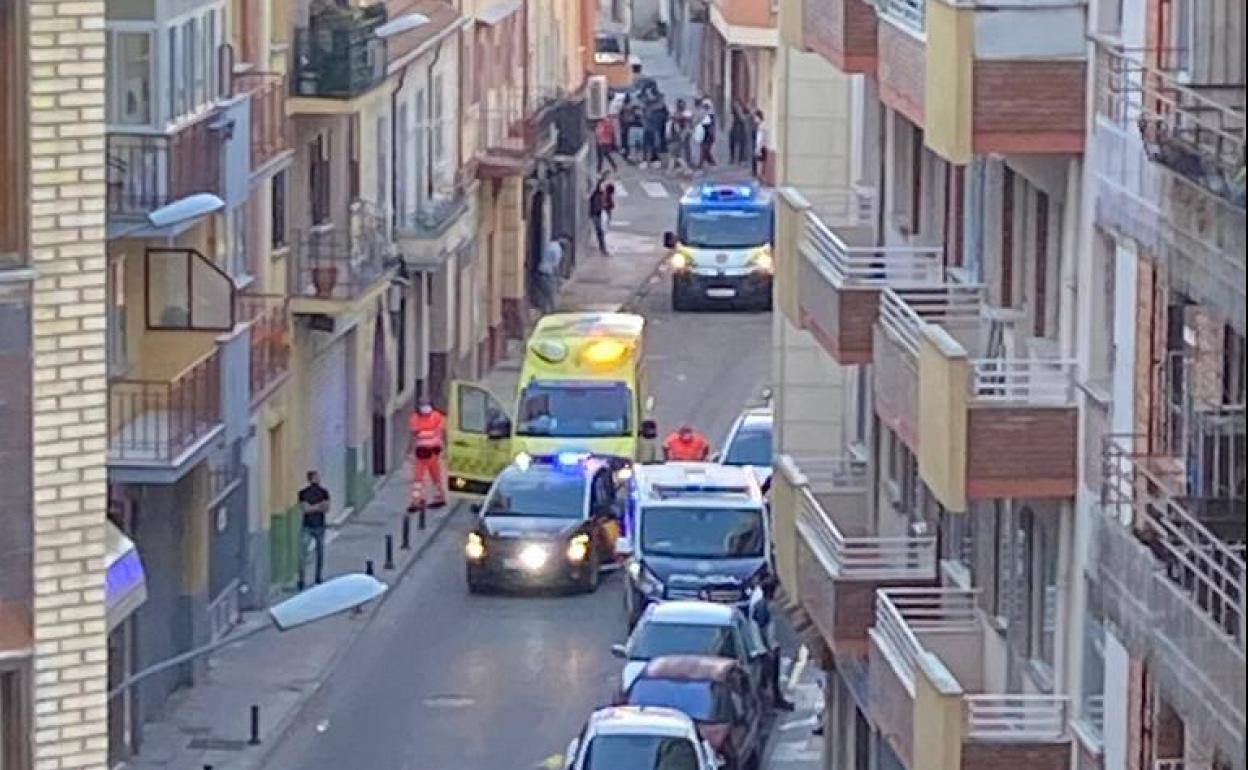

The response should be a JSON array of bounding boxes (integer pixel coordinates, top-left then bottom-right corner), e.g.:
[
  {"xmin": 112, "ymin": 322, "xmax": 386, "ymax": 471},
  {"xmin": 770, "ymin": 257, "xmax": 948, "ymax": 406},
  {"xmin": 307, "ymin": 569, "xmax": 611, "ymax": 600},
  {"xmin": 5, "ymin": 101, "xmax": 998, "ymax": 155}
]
[
  {"xmin": 917, "ymin": 324, "xmax": 969, "ymax": 512},
  {"xmin": 923, "ymin": 0, "xmax": 974, "ymax": 165},
  {"xmin": 912, "ymin": 654, "xmax": 965, "ymax": 770},
  {"xmin": 498, "ymin": 176, "xmax": 526, "ymax": 302},
  {"xmin": 776, "ymin": 188, "xmax": 807, "ymax": 328}
]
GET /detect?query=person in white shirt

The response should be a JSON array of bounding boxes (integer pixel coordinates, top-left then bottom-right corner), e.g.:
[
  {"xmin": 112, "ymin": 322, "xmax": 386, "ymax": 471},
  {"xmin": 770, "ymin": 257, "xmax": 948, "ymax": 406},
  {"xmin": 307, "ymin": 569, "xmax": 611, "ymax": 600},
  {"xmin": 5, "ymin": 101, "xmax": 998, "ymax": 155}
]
[
  {"xmin": 752, "ymin": 109, "xmax": 768, "ymax": 180},
  {"xmin": 536, "ymin": 237, "xmax": 565, "ymax": 314}
]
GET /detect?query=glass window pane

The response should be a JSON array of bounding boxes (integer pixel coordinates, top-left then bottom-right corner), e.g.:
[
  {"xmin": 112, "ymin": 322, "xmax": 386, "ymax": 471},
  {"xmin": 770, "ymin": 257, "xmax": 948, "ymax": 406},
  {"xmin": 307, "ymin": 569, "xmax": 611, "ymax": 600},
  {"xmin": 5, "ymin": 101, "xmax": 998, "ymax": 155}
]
[
  {"xmin": 458, "ymin": 386, "xmax": 487, "ymax": 433},
  {"xmin": 115, "ymin": 33, "xmax": 152, "ymax": 125},
  {"xmin": 183, "ymin": 19, "xmax": 196, "ymax": 111}
]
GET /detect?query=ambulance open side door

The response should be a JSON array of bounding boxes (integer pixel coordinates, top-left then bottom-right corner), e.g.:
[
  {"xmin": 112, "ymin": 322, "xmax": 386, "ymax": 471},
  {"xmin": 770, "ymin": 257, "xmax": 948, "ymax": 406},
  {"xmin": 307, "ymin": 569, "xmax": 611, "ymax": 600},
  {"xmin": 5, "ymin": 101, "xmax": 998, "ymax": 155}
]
[{"xmin": 446, "ymin": 381, "xmax": 513, "ymax": 496}]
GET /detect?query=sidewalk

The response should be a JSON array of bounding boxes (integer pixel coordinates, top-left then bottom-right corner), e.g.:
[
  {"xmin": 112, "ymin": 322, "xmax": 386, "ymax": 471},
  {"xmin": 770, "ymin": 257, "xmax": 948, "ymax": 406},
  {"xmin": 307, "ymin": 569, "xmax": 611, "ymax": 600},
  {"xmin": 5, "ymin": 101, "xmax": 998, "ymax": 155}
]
[{"xmin": 765, "ymin": 645, "xmax": 825, "ymax": 770}]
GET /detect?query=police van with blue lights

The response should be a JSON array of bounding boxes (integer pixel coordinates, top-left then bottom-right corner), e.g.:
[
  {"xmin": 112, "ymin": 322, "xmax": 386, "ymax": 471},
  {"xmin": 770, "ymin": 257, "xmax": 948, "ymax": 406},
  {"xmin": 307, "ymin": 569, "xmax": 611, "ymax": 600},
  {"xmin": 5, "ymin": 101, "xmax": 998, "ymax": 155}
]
[
  {"xmin": 465, "ymin": 452, "xmax": 627, "ymax": 594},
  {"xmin": 662, "ymin": 182, "xmax": 775, "ymax": 312},
  {"xmin": 617, "ymin": 462, "xmax": 773, "ymax": 628}
]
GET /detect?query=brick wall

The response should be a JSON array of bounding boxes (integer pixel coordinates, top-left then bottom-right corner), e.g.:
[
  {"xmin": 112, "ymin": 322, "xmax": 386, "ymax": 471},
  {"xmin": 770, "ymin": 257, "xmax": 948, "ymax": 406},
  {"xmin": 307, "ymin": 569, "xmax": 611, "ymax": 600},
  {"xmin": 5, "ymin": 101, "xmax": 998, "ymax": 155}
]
[
  {"xmin": 972, "ymin": 60, "xmax": 1086, "ymax": 154},
  {"xmin": 26, "ymin": 0, "xmax": 111, "ymax": 764},
  {"xmin": 876, "ymin": 21, "xmax": 925, "ymax": 127}
]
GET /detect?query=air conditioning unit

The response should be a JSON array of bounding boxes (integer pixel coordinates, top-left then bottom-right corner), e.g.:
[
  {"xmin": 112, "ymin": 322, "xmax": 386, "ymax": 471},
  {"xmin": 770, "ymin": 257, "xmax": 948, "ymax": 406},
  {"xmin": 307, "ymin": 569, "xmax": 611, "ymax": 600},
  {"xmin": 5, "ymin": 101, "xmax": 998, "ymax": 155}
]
[{"xmin": 587, "ymin": 76, "xmax": 609, "ymax": 121}]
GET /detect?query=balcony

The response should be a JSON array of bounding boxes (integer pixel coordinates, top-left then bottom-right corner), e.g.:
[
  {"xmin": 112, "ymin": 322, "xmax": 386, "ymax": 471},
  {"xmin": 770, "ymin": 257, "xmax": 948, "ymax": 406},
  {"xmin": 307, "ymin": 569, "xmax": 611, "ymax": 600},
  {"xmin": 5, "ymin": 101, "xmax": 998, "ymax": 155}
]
[
  {"xmin": 235, "ymin": 72, "xmax": 291, "ymax": 171},
  {"xmin": 802, "ymin": 0, "xmax": 877, "ymax": 74},
  {"xmin": 873, "ymin": 0, "xmax": 1087, "ymax": 159},
  {"xmin": 236, "ymin": 294, "xmax": 292, "ymax": 404},
  {"xmin": 474, "ymin": 89, "xmax": 561, "ymax": 177},
  {"xmin": 395, "ymin": 180, "xmax": 476, "ymax": 270},
  {"xmin": 291, "ymin": 4, "xmax": 387, "ymax": 102},
  {"xmin": 108, "ymin": 348, "xmax": 224, "ymax": 472},
  {"xmin": 1092, "ymin": 42, "xmax": 1245, "ymax": 332},
  {"xmin": 871, "ymin": 285, "xmax": 1078, "ymax": 509},
  {"xmin": 289, "ymin": 202, "xmax": 396, "ymax": 311},
  {"xmin": 778, "ymin": 455, "xmax": 938, "ymax": 658},
  {"xmin": 797, "ymin": 207, "xmax": 942, "ymax": 365},
  {"xmin": 869, "ymin": 587, "xmax": 1072, "ymax": 770},
  {"xmin": 106, "ymin": 111, "xmax": 224, "ymax": 219},
  {"xmin": 1095, "ymin": 435, "xmax": 1246, "ymax": 764}
]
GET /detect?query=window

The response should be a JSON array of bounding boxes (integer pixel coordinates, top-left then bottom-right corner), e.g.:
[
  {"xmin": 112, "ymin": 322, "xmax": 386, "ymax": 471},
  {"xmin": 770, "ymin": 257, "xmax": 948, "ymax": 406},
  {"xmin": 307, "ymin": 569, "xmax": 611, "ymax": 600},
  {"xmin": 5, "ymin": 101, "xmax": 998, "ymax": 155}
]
[
  {"xmin": 1164, "ymin": 0, "xmax": 1193, "ymax": 75},
  {"xmin": 852, "ymin": 367, "xmax": 869, "ymax": 452},
  {"xmin": 375, "ymin": 116, "xmax": 388, "ymax": 215},
  {"xmin": 227, "ymin": 204, "xmax": 249, "ymax": 280},
  {"xmin": 0, "ymin": 0, "xmax": 26, "ymax": 264},
  {"xmin": 1000, "ymin": 167, "xmax": 1016, "ymax": 307},
  {"xmin": 432, "ymin": 73, "xmax": 445, "ymax": 170},
  {"xmin": 1, "ymin": 669, "xmax": 29, "ymax": 770},
  {"xmin": 1033, "ymin": 191, "xmax": 1049, "ymax": 338},
  {"xmin": 1079, "ymin": 615, "xmax": 1106, "ymax": 742},
  {"xmin": 183, "ymin": 18, "xmax": 197, "ymax": 111},
  {"xmin": 107, "ymin": 256, "xmax": 129, "ymax": 376},
  {"xmin": 309, "ymin": 134, "xmax": 330, "ymax": 225},
  {"xmin": 109, "ymin": 31, "xmax": 153, "ymax": 126},
  {"xmin": 395, "ymin": 105, "xmax": 408, "ymax": 226},
  {"xmin": 945, "ymin": 165, "xmax": 965, "ymax": 268},
  {"xmin": 938, "ymin": 507, "xmax": 973, "ymax": 578},
  {"xmin": 169, "ymin": 26, "xmax": 184, "ymax": 118},
  {"xmin": 1011, "ymin": 507, "xmax": 1060, "ymax": 685},
  {"xmin": 348, "ymin": 117, "xmax": 360, "ymax": 201},
  {"xmin": 271, "ymin": 170, "xmax": 287, "ymax": 249}
]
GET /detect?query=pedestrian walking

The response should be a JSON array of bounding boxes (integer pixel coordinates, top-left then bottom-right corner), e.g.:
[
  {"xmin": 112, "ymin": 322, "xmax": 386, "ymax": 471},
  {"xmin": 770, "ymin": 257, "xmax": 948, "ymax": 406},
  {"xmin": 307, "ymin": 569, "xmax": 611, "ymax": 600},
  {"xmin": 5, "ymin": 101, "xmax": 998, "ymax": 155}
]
[
  {"xmin": 296, "ymin": 470, "xmax": 331, "ymax": 590},
  {"xmin": 697, "ymin": 112, "xmax": 716, "ymax": 168},
  {"xmin": 752, "ymin": 109, "xmax": 769, "ymax": 180},
  {"xmin": 589, "ymin": 182, "xmax": 609, "ymax": 255},
  {"xmin": 408, "ymin": 397, "xmax": 448, "ymax": 508},
  {"xmin": 603, "ymin": 180, "xmax": 617, "ymax": 226},
  {"xmin": 537, "ymin": 236, "xmax": 564, "ymax": 314},
  {"xmin": 729, "ymin": 103, "xmax": 748, "ymax": 165},
  {"xmin": 595, "ymin": 117, "xmax": 620, "ymax": 173}
]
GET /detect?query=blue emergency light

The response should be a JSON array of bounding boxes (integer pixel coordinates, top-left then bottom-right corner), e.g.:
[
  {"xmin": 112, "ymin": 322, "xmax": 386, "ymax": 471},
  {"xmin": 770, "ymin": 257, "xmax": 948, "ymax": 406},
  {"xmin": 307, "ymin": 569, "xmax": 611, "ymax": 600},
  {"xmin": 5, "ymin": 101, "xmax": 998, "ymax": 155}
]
[{"xmin": 699, "ymin": 183, "xmax": 756, "ymax": 202}]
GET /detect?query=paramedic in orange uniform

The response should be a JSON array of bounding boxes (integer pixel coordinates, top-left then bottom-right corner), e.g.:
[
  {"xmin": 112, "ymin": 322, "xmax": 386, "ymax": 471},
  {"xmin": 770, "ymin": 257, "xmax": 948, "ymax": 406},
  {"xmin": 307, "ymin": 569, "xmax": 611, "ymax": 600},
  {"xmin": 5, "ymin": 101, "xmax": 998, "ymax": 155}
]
[
  {"xmin": 663, "ymin": 425, "xmax": 711, "ymax": 461},
  {"xmin": 408, "ymin": 397, "xmax": 448, "ymax": 508}
]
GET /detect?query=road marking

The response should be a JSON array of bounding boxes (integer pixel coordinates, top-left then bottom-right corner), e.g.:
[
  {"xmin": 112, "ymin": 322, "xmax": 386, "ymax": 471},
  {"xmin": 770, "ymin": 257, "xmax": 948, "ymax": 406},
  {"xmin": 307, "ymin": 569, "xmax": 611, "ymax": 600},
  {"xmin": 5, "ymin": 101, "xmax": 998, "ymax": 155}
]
[
  {"xmin": 613, "ymin": 184, "xmax": 629, "ymax": 197},
  {"xmin": 641, "ymin": 181, "xmax": 669, "ymax": 198},
  {"xmin": 422, "ymin": 694, "xmax": 475, "ymax": 709}
]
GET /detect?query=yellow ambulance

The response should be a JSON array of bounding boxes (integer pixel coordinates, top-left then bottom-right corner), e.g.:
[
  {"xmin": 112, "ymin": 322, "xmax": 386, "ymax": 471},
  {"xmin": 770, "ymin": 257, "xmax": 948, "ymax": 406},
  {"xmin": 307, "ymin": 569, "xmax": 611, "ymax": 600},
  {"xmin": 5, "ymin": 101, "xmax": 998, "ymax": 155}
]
[{"xmin": 446, "ymin": 312, "xmax": 658, "ymax": 495}]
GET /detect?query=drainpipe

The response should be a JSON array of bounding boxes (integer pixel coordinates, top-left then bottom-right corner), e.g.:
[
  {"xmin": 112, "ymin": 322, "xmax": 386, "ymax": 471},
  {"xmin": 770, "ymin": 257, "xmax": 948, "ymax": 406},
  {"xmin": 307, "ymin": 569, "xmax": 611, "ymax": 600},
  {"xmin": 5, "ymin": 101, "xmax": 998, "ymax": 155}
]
[
  {"xmin": 391, "ymin": 67, "xmax": 409, "ymax": 230},
  {"xmin": 427, "ymin": 40, "xmax": 445, "ymax": 201}
]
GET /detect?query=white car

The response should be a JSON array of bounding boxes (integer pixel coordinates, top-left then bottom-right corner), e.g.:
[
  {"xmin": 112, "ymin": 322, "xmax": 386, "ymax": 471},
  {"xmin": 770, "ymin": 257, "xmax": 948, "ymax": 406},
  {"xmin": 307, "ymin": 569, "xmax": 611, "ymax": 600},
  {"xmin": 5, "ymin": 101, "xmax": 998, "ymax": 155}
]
[
  {"xmin": 564, "ymin": 706, "xmax": 722, "ymax": 770},
  {"xmin": 611, "ymin": 601, "xmax": 769, "ymax": 697},
  {"xmin": 717, "ymin": 405, "xmax": 772, "ymax": 487}
]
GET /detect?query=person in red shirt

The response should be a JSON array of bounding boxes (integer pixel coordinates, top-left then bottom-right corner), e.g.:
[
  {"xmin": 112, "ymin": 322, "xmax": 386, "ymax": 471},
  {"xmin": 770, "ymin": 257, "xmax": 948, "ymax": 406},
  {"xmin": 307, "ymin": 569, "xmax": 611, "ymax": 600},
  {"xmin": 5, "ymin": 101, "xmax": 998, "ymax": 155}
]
[
  {"xmin": 408, "ymin": 397, "xmax": 447, "ymax": 508},
  {"xmin": 663, "ymin": 425, "xmax": 711, "ymax": 461},
  {"xmin": 595, "ymin": 118, "xmax": 620, "ymax": 173}
]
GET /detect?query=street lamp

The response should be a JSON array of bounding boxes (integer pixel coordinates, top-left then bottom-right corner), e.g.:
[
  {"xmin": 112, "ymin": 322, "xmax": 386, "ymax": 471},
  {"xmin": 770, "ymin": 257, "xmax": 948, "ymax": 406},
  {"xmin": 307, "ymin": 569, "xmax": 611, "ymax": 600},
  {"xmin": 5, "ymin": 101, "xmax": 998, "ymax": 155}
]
[{"xmin": 107, "ymin": 573, "xmax": 387, "ymax": 699}]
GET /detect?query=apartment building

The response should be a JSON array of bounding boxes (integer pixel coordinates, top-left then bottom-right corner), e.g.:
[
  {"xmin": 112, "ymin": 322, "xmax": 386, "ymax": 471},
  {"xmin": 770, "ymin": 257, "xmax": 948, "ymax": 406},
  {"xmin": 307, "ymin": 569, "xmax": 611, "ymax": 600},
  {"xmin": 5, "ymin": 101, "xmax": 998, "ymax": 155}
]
[
  {"xmin": 1, "ymin": 0, "xmax": 113, "ymax": 766},
  {"xmin": 769, "ymin": 0, "xmax": 1243, "ymax": 768},
  {"xmin": 1077, "ymin": 0, "xmax": 1245, "ymax": 767}
]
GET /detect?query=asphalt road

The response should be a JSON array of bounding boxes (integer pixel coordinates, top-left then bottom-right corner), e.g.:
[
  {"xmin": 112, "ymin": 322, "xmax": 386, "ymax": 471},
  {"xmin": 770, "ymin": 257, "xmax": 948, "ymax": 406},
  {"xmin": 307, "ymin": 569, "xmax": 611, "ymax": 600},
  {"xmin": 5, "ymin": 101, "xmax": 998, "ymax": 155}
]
[{"xmin": 264, "ymin": 164, "xmax": 772, "ymax": 770}]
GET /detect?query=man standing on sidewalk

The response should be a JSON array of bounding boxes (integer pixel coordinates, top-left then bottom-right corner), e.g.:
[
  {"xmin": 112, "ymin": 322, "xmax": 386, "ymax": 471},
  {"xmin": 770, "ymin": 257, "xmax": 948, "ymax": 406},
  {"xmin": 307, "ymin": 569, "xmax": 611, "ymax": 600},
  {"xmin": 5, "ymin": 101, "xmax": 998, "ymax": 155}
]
[
  {"xmin": 537, "ymin": 236, "xmax": 564, "ymax": 314},
  {"xmin": 297, "ymin": 471, "xmax": 331, "ymax": 590}
]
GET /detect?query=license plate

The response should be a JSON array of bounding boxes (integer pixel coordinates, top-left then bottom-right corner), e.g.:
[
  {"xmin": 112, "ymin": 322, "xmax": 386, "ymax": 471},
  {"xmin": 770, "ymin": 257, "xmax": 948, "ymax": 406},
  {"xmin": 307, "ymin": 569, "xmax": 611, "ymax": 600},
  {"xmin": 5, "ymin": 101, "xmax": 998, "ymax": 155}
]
[{"xmin": 706, "ymin": 287, "xmax": 736, "ymax": 299}]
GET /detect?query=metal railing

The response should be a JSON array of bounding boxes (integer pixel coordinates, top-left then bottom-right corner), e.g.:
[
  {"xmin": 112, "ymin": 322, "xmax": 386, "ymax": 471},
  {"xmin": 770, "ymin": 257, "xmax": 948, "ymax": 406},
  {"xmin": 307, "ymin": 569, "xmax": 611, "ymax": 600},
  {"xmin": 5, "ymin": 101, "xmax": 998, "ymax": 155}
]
[
  {"xmin": 802, "ymin": 211, "xmax": 943, "ymax": 288},
  {"xmin": 290, "ymin": 202, "xmax": 394, "ymax": 301},
  {"xmin": 965, "ymin": 695, "xmax": 1070, "ymax": 742},
  {"xmin": 970, "ymin": 358, "xmax": 1077, "ymax": 405},
  {"xmin": 291, "ymin": 9, "xmax": 387, "ymax": 99},
  {"xmin": 236, "ymin": 293, "xmax": 291, "ymax": 402},
  {"xmin": 878, "ymin": 284, "xmax": 984, "ymax": 357},
  {"xmin": 1102, "ymin": 436, "xmax": 1247, "ymax": 645},
  {"xmin": 235, "ymin": 72, "xmax": 290, "ymax": 170},
  {"xmin": 797, "ymin": 484, "xmax": 937, "ymax": 579},
  {"xmin": 1096, "ymin": 41, "xmax": 1245, "ymax": 208},
  {"xmin": 106, "ymin": 114, "xmax": 223, "ymax": 216},
  {"xmin": 796, "ymin": 455, "xmax": 870, "ymax": 492},
  {"xmin": 1153, "ymin": 760, "xmax": 1186, "ymax": 770},
  {"xmin": 108, "ymin": 349, "xmax": 222, "ymax": 463},
  {"xmin": 874, "ymin": 587, "xmax": 979, "ymax": 692},
  {"xmin": 877, "ymin": 0, "xmax": 925, "ymax": 35}
]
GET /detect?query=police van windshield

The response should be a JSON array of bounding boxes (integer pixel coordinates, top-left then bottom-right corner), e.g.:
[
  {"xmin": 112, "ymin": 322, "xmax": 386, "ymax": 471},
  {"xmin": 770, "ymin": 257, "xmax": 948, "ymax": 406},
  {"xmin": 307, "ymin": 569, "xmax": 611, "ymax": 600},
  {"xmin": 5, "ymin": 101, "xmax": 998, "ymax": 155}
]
[
  {"xmin": 516, "ymin": 381, "xmax": 632, "ymax": 438},
  {"xmin": 640, "ymin": 507, "xmax": 765, "ymax": 559},
  {"xmin": 678, "ymin": 208, "xmax": 772, "ymax": 249}
]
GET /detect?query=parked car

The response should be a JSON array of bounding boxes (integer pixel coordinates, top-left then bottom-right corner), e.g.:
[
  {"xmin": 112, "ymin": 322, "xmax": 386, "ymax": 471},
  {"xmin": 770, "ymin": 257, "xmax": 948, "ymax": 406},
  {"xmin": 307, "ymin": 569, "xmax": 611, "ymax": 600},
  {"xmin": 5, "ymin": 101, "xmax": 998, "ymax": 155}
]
[
  {"xmin": 563, "ymin": 706, "xmax": 722, "ymax": 770},
  {"xmin": 620, "ymin": 655, "xmax": 765, "ymax": 770},
  {"xmin": 717, "ymin": 405, "xmax": 773, "ymax": 487}
]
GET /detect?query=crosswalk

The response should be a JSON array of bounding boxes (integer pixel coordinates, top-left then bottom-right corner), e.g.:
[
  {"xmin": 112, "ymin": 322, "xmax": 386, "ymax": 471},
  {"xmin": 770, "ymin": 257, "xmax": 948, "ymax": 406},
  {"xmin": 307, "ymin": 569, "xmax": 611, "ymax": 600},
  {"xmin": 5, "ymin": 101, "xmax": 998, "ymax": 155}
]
[{"xmin": 607, "ymin": 178, "xmax": 687, "ymax": 199}]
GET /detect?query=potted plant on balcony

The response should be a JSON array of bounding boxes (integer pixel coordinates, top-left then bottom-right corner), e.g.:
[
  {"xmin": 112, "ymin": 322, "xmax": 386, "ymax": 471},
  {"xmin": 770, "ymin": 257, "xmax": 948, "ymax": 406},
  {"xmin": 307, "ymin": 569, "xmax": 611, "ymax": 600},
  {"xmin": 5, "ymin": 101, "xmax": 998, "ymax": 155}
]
[{"xmin": 311, "ymin": 264, "xmax": 338, "ymax": 298}]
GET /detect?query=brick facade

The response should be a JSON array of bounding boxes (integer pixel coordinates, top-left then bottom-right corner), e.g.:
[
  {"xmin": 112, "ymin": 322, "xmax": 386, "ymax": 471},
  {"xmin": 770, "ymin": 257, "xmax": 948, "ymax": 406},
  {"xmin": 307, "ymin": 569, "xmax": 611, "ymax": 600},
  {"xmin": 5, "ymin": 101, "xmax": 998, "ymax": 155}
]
[
  {"xmin": 972, "ymin": 60, "xmax": 1086, "ymax": 154},
  {"xmin": 27, "ymin": 0, "xmax": 111, "ymax": 764}
]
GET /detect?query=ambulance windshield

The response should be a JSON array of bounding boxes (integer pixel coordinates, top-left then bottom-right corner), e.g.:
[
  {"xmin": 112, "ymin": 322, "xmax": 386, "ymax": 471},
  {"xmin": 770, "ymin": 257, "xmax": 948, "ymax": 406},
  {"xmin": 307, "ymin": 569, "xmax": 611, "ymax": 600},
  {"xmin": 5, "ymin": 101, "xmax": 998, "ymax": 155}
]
[{"xmin": 516, "ymin": 381, "xmax": 632, "ymax": 438}]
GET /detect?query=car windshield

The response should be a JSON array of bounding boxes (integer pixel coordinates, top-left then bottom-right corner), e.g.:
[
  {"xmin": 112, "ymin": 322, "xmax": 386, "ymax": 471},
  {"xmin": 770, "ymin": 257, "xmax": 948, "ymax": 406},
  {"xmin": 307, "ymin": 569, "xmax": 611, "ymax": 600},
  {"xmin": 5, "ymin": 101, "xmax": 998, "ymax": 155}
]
[
  {"xmin": 485, "ymin": 471, "xmax": 585, "ymax": 518},
  {"xmin": 583, "ymin": 735, "xmax": 701, "ymax": 770},
  {"xmin": 679, "ymin": 208, "xmax": 772, "ymax": 249},
  {"xmin": 628, "ymin": 622, "xmax": 739, "ymax": 661},
  {"xmin": 723, "ymin": 424, "xmax": 772, "ymax": 467},
  {"xmin": 627, "ymin": 679, "xmax": 732, "ymax": 722},
  {"xmin": 640, "ymin": 507, "xmax": 765, "ymax": 559},
  {"xmin": 516, "ymin": 381, "xmax": 632, "ymax": 438}
]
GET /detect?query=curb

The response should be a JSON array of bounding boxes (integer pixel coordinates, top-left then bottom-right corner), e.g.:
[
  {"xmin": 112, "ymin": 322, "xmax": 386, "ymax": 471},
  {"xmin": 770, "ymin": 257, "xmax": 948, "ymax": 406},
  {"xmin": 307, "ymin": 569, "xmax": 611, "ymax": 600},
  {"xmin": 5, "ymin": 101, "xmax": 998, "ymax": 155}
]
[
  {"xmin": 243, "ymin": 501, "xmax": 462, "ymax": 770},
  {"xmin": 620, "ymin": 254, "xmax": 669, "ymax": 313}
]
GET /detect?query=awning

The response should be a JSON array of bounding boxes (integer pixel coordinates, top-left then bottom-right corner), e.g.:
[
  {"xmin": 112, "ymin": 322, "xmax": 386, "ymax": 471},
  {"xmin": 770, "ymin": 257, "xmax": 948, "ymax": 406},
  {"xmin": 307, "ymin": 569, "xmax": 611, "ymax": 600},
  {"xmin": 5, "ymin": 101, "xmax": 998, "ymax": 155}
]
[{"xmin": 106, "ymin": 521, "xmax": 148, "ymax": 632}]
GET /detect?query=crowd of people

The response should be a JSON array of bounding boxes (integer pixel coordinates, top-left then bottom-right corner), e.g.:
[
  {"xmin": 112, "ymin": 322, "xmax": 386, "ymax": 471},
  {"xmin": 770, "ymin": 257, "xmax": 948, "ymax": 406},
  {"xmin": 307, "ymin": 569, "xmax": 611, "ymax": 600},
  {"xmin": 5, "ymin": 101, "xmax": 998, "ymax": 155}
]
[{"xmin": 593, "ymin": 81, "xmax": 769, "ymax": 179}]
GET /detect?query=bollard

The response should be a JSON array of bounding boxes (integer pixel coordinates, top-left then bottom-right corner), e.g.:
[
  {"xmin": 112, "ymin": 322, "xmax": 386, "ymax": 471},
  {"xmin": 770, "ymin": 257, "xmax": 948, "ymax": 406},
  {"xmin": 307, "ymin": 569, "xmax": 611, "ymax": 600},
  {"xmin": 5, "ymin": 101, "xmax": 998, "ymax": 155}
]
[
  {"xmin": 418, "ymin": 499, "xmax": 427, "ymax": 531},
  {"xmin": 248, "ymin": 705, "xmax": 261, "ymax": 745},
  {"xmin": 401, "ymin": 514, "xmax": 412, "ymax": 550},
  {"xmin": 365, "ymin": 559, "xmax": 375, "ymax": 577},
  {"xmin": 384, "ymin": 535, "xmax": 395, "ymax": 570}
]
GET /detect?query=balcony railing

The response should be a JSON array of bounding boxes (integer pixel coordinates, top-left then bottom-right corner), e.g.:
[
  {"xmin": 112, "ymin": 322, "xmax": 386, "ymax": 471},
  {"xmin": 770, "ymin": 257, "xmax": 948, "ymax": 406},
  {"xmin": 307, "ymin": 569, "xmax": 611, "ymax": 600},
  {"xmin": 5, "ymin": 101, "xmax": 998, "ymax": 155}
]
[
  {"xmin": 291, "ymin": 5, "xmax": 387, "ymax": 100},
  {"xmin": 878, "ymin": 284, "xmax": 985, "ymax": 357},
  {"xmin": 106, "ymin": 113, "xmax": 223, "ymax": 216},
  {"xmin": 964, "ymin": 695, "xmax": 1069, "ymax": 742},
  {"xmin": 805, "ymin": 213, "xmax": 943, "ymax": 288},
  {"xmin": 290, "ymin": 202, "xmax": 395, "ymax": 302},
  {"xmin": 970, "ymin": 358, "xmax": 1077, "ymax": 405},
  {"xmin": 235, "ymin": 72, "xmax": 291, "ymax": 170},
  {"xmin": 877, "ymin": 0, "xmax": 924, "ymax": 35},
  {"xmin": 1097, "ymin": 43, "xmax": 1244, "ymax": 208},
  {"xmin": 236, "ymin": 293, "xmax": 291, "ymax": 402},
  {"xmin": 796, "ymin": 467, "xmax": 936, "ymax": 580},
  {"xmin": 1102, "ymin": 437, "xmax": 1246, "ymax": 644},
  {"xmin": 108, "ymin": 349, "xmax": 222, "ymax": 464}
]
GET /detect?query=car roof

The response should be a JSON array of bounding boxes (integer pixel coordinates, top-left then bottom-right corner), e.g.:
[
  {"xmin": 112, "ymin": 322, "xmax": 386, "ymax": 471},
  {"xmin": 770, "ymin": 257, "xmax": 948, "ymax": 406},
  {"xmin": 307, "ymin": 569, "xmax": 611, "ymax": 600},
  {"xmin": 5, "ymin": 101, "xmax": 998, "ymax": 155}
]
[
  {"xmin": 735, "ymin": 408, "xmax": 772, "ymax": 429},
  {"xmin": 531, "ymin": 312, "xmax": 645, "ymax": 342},
  {"xmin": 632, "ymin": 463, "xmax": 763, "ymax": 506},
  {"xmin": 638, "ymin": 655, "xmax": 740, "ymax": 683},
  {"xmin": 679, "ymin": 182, "xmax": 774, "ymax": 208},
  {"xmin": 646, "ymin": 600, "xmax": 739, "ymax": 626},
  {"xmin": 588, "ymin": 706, "xmax": 698, "ymax": 738}
]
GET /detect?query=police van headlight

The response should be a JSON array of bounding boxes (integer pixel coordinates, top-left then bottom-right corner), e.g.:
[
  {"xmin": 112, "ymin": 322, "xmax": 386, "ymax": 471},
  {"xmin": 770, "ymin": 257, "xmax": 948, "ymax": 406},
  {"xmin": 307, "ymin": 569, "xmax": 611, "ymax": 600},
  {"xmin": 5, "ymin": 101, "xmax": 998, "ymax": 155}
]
[
  {"xmin": 669, "ymin": 253, "xmax": 691, "ymax": 271},
  {"xmin": 749, "ymin": 251, "xmax": 774, "ymax": 273}
]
